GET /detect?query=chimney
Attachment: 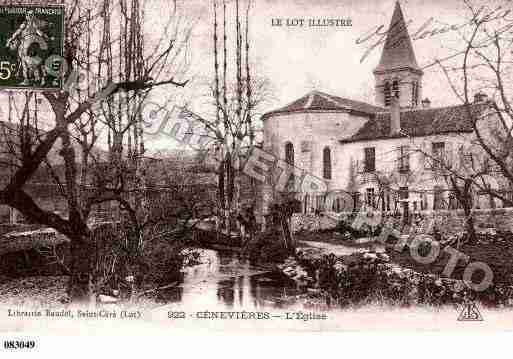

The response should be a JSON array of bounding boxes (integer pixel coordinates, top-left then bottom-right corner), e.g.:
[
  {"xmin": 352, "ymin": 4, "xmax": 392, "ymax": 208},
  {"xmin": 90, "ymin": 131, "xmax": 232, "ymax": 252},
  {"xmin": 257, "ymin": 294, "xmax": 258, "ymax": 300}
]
[
  {"xmin": 421, "ymin": 98, "xmax": 431, "ymax": 109},
  {"xmin": 474, "ymin": 92, "xmax": 488, "ymax": 103},
  {"xmin": 390, "ymin": 95, "xmax": 401, "ymax": 135}
]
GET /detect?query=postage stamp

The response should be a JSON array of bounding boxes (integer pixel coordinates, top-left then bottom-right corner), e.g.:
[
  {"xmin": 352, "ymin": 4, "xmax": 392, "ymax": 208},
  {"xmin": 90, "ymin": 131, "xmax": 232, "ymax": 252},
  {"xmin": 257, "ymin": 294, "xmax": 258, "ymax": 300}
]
[{"xmin": 0, "ymin": 4, "xmax": 64, "ymax": 90}]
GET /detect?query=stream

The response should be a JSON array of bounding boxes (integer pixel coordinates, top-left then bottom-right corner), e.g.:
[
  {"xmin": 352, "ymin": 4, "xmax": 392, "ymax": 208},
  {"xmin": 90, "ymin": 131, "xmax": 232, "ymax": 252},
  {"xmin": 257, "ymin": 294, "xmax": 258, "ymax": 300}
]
[
  {"xmin": 155, "ymin": 241, "xmax": 384, "ymax": 310},
  {"xmin": 156, "ymin": 249, "xmax": 303, "ymax": 309}
]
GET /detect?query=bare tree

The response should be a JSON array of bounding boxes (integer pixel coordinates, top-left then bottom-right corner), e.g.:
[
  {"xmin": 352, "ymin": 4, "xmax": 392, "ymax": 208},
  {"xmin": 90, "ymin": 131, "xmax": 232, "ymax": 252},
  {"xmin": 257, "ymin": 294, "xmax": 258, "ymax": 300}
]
[
  {"xmin": 408, "ymin": 136, "xmax": 498, "ymax": 246},
  {"xmin": 430, "ymin": 144, "xmax": 490, "ymax": 245},
  {"xmin": 434, "ymin": 0, "xmax": 513, "ymax": 208},
  {"xmin": 0, "ymin": 0, "xmax": 193, "ymax": 303},
  {"xmin": 197, "ymin": 0, "xmax": 274, "ymax": 241}
]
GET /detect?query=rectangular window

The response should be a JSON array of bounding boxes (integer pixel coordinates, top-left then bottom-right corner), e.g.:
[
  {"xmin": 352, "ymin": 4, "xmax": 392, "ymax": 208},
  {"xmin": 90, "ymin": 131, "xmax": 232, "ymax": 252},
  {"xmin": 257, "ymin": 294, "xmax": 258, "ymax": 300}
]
[
  {"xmin": 398, "ymin": 145, "xmax": 410, "ymax": 173},
  {"xmin": 384, "ymin": 83, "xmax": 391, "ymax": 106},
  {"xmin": 432, "ymin": 142, "xmax": 445, "ymax": 169},
  {"xmin": 354, "ymin": 192, "xmax": 361, "ymax": 210},
  {"xmin": 433, "ymin": 186, "xmax": 444, "ymax": 210},
  {"xmin": 366, "ymin": 188, "xmax": 375, "ymax": 208},
  {"xmin": 421, "ymin": 193, "xmax": 428, "ymax": 210},
  {"xmin": 392, "ymin": 80, "xmax": 399, "ymax": 99},
  {"xmin": 448, "ymin": 191, "xmax": 463, "ymax": 210},
  {"xmin": 364, "ymin": 147, "xmax": 376, "ymax": 172},
  {"xmin": 462, "ymin": 153, "xmax": 474, "ymax": 169},
  {"xmin": 399, "ymin": 186, "xmax": 409, "ymax": 200}
]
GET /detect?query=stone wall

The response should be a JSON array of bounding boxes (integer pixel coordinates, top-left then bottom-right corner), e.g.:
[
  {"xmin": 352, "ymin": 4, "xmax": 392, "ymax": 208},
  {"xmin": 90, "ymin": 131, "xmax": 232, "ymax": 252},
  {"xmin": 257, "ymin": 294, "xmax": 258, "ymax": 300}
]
[
  {"xmin": 421, "ymin": 208, "xmax": 513, "ymax": 234},
  {"xmin": 291, "ymin": 213, "xmax": 339, "ymax": 232},
  {"xmin": 291, "ymin": 208, "xmax": 513, "ymax": 235},
  {"xmin": 0, "ymin": 228, "xmax": 71, "ymax": 278}
]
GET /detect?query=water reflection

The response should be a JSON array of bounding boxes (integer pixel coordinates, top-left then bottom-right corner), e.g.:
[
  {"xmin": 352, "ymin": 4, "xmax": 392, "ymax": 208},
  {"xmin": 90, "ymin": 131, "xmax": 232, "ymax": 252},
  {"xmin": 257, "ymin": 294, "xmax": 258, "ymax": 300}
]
[{"xmin": 157, "ymin": 249, "xmax": 301, "ymax": 309}]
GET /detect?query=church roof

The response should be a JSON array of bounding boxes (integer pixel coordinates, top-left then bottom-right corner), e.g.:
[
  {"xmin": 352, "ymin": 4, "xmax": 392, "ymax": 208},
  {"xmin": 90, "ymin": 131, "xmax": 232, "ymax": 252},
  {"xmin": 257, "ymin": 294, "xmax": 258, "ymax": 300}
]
[
  {"xmin": 262, "ymin": 91, "xmax": 385, "ymax": 119},
  {"xmin": 373, "ymin": 1, "xmax": 422, "ymax": 74},
  {"xmin": 341, "ymin": 102, "xmax": 489, "ymax": 143}
]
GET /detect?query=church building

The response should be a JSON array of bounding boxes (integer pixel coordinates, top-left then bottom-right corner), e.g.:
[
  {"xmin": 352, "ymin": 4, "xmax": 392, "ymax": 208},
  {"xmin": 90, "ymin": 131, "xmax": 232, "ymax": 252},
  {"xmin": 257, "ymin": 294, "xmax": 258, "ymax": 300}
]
[{"xmin": 262, "ymin": 1, "xmax": 507, "ymax": 216}]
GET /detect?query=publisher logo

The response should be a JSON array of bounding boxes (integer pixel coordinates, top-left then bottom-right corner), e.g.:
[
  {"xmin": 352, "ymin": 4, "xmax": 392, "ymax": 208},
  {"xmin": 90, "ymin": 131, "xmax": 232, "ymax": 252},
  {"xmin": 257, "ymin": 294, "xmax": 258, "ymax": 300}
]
[{"xmin": 457, "ymin": 302, "xmax": 483, "ymax": 322}]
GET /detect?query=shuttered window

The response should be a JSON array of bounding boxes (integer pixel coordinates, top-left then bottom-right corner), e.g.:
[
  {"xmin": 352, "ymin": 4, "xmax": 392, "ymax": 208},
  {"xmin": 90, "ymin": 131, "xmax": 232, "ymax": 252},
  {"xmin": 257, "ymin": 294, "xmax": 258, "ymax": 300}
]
[
  {"xmin": 432, "ymin": 142, "xmax": 445, "ymax": 169},
  {"xmin": 364, "ymin": 147, "xmax": 375, "ymax": 172},
  {"xmin": 384, "ymin": 82, "xmax": 391, "ymax": 106},
  {"xmin": 398, "ymin": 145, "xmax": 410, "ymax": 172},
  {"xmin": 392, "ymin": 80, "xmax": 400, "ymax": 99},
  {"xmin": 285, "ymin": 142, "xmax": 294, "ymax": 191}
]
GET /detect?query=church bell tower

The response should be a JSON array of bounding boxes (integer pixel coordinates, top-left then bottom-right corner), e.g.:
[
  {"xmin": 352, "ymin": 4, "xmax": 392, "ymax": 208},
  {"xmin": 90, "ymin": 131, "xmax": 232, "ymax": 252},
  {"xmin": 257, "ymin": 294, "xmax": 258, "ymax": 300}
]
[{"xmin": 374, "ymin": 1, "xmax": 423, "ymax": 109}]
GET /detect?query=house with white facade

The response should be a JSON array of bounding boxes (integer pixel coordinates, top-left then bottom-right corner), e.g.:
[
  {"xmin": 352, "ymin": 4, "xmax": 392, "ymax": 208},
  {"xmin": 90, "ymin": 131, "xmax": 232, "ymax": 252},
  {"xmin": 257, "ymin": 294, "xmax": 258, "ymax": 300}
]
[{"xmin": 261, "ymin": 1, "xmax": 511, "ymax": 218}]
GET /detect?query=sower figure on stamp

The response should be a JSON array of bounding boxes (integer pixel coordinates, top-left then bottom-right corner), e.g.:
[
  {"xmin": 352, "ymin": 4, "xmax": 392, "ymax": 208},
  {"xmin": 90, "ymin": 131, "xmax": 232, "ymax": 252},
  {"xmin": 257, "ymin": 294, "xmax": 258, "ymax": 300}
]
[{"xmin": 6, "ymin": 10, "xmax": 51, "ymax": 86}]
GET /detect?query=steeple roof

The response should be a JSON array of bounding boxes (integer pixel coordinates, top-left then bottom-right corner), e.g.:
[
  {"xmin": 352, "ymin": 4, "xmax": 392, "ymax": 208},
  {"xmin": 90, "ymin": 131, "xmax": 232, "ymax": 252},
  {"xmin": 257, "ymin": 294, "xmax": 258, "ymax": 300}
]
[{"xmin": 374, "ymin": 1, "xmax": 422, "ymax": 74}]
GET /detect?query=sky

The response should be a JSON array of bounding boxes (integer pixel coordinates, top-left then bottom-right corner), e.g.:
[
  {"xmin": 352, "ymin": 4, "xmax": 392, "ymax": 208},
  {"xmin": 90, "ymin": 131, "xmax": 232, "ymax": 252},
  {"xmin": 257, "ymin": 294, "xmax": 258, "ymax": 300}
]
[
  {"xmin": 179, "ymin": 0, "xmax": 484, "ymax": 109},
  {"xmin": 140, "ymin": 0, "xmax": 510, "ymax": 150},
  {"xmin": 0, "ymin": 0, "xmax": 511, "ymax": 152}
]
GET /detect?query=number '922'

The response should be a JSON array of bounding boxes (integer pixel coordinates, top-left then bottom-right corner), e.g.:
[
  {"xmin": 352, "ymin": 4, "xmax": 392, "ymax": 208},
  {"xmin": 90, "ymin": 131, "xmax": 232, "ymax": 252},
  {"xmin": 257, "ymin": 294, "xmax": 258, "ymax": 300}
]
[{"xmin": 3, "ymin": 340, "xmax": 36, "ymax": 350}]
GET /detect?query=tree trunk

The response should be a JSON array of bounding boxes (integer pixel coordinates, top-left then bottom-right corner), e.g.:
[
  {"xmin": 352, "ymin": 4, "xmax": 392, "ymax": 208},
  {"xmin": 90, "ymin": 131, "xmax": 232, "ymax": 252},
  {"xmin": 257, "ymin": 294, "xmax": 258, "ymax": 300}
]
[
  {"xmin": 463, "ymin": 179, "xmax": 477, "ymax": 244},
  {"xmin": 464, "ymin": 206, "xmax": 477, "ymax": 243},
  {"xmin": 352, "ymin": 193, "xmax": 358, "ymax": 214},
  {"xmin": 225, "ymin": 153, "xmax": 233, "ymax": 237},
  {"xmin": 217, "ymin": 160, "xmax": 225, "ymax": 236},
  {"xmin": 68, "ymin": 234, "xmax": 95, "ymax": 304}
]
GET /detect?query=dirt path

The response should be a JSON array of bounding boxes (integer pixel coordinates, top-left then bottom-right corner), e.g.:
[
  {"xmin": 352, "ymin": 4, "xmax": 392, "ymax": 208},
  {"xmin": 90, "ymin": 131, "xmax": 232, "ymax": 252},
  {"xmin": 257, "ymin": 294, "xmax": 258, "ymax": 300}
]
[
  {"xmin": 0, "ymin": 276, "xmax": 69, "ymax": 307},
  {"xmin": 298, "ymin": 240, "xmax": 384, "ymax": 257}
]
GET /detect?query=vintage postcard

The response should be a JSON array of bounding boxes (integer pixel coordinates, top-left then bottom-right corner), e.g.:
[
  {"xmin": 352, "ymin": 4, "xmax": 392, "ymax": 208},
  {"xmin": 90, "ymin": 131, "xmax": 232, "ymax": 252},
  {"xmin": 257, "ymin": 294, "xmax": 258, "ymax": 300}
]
[{"xmin": 1, "ymin": 0, "xmax": 513, "ymax": 343}]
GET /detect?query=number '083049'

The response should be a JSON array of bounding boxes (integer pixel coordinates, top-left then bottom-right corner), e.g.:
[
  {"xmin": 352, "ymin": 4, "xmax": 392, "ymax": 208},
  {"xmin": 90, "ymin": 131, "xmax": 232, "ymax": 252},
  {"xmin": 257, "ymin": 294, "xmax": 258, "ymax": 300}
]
[{"xmin": 3, "ymin": 340, "xmax": 36, "ymax": 350}]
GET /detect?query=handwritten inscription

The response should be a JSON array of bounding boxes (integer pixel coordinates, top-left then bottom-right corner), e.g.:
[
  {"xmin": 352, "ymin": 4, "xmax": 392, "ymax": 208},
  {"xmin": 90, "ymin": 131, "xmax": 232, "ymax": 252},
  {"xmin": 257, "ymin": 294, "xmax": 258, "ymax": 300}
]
[{"xmin": 356, "ymin": 4, "xmax": 513, "ymax": 63}]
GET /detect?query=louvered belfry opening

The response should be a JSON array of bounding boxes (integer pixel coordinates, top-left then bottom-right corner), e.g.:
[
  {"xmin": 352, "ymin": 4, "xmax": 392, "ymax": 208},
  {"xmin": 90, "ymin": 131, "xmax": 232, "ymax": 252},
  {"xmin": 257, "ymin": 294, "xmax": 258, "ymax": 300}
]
[{"xmin": 373, "ymin": 1, "xmax": 423, "ymax": 108}]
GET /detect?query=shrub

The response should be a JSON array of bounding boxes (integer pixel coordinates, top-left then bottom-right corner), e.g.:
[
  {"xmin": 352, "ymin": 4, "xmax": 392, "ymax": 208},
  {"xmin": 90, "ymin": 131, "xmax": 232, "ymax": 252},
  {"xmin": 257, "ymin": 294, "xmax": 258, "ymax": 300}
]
[
  {"xmin": 92, "ymin": 222, "xmax": 200, "ymax": 298},
  {"xmin": 333, "ymin": 219, "xmax": 382, "ymax": 239},
  {"xmin": 243, "ymin": 229, "xmax": 294, "ymax": 263},
  {"xmin": 304, "ymin": 250, "xmax": 474, "ymax": 307}
]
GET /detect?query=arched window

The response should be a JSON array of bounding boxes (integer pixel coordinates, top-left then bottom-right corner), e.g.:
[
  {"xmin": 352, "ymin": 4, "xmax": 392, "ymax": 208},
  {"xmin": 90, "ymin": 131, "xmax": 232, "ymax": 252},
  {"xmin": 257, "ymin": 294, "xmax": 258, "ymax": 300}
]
[
  {"xmin": 392, "ymin": 80, "xmax": 400, "ymax": 99},
  {"xmin": 384, "ymin": 82, "xmax": 391, "ymax": 106},
  {"xmin": 323, "ymin": 146, "xmax": 332, "ymax": 180},
  {"xmin": 285, "ymin": 142, "xmax": 294, "ymax": 166},
  {"xmin": 285, "ymin": 142, "xmax": 294, "ymax": 191},
  {"xmin": 412, "ymin": 81, "xmax": 418, "ymax": 107}
]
